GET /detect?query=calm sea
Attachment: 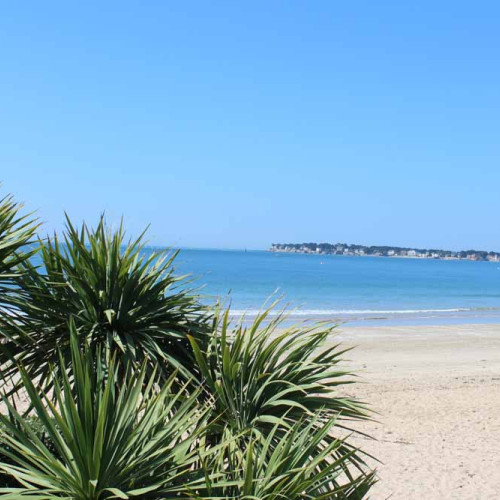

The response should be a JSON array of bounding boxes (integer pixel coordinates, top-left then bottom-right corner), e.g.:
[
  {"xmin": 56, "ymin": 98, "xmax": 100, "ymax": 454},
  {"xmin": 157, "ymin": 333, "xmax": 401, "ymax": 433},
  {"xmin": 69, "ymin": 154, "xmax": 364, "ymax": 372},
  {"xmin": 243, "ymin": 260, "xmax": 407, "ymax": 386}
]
[{"xmin": 170, "ymin": 249, "xmax": 500, "ymax": 326}]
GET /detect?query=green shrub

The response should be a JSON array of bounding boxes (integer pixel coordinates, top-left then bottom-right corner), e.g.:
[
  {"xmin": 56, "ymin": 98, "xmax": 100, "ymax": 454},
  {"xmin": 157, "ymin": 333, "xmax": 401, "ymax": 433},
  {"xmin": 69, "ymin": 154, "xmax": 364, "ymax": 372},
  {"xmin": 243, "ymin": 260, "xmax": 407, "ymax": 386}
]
[
  {"xmin": 0, "ymin": 191, "xmax": 38, "ymax": 301},
  {"xmin": 1, "ymin": 216, "xmax": 211, "ymax": 393},
  {"xmin": 0, "ymin": 191, "xmax": 375, "ymax": 498},
  {"xmin": 0, "ymin": 323, "xmax": 211, "ymax": 499},
  {"xmin": 0, "ymin": 418, "xmax": 57, "ymax": 488},
  {"xmin": 209, "ymin": 416, "xmax": 375, "ymax": 499},
  {"xmin": 190, "ymin": 307, "xmax": 373, "ymax": 495}
]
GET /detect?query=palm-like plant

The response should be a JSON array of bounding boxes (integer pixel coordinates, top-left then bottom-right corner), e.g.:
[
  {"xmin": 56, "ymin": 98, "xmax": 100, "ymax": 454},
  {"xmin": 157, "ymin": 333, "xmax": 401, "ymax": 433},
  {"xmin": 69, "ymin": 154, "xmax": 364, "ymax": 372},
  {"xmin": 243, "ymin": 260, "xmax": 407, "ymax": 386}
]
[
  {"xmin": 0, "ymin": 189, "xmax": 375, "ymax": 498},
  {"xmin": 0, "ymin": 192, "xmax": 38, "ymax": 299},
  {"xmin": 211, "ymin": 416, "xmax": 375, "ymax": 499},
  {"xmin": 0, "ymin": 323, "xmax": 211, "ymax": 499},
  {"xmin": 1, "ymin": 215, "xmax": 211, "ymax": 391},
  {"xmin": 189, "ymin": 307, "xmax": 372, "ymax": 486}
]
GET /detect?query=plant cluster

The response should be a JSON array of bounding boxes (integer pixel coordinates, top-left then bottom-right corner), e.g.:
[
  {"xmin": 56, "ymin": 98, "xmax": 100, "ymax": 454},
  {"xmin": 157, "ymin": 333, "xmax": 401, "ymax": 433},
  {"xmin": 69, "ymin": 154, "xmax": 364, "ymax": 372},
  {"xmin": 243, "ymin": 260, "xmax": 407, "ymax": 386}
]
[{"xmin": 0, "ymin": 190, "xmax": 375, "ymax": 499}]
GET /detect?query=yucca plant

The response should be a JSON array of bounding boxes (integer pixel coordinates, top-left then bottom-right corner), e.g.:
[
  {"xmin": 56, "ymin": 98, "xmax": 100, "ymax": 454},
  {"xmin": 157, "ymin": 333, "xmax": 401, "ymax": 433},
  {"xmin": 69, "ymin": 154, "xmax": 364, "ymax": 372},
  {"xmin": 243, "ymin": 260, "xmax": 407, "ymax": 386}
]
[
  {"xmin": 0, "ymin": 191, "xmax": 38, "ymax": 300},
  {"xmin": 189, "ymin": 307, "xmax": 372, "ymax": 487},
  {"xmin": 0, "ymin": 189, "xmax": 375, "ymax": 498},
  {"xmin": 0, "ymin": 322, "xmax": 211, "ymax": 499},
  {"xmin": 0, "ymin": 215, "xmax": 211, "ymax": 393},
  {"xmin": 208, "ymin": 416, "xmax": 375, "ymax": 499}
]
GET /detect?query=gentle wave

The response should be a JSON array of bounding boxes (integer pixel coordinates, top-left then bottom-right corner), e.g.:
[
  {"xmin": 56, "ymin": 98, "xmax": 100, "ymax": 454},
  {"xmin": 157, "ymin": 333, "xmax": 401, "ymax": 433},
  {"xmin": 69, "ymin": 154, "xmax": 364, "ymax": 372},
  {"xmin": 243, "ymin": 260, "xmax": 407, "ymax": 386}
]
[{"xmin": 228, "ymin": 307, "xmax": 500, "ymax": 317}]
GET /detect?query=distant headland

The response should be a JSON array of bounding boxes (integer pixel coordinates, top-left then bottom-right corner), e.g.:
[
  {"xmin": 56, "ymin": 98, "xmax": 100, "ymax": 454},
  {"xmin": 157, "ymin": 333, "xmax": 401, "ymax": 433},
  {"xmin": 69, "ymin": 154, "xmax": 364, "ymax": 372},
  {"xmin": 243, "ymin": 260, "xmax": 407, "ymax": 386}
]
[{"xmin": 269, "ymin": 242, "xmax": 500, "ymax": 262}]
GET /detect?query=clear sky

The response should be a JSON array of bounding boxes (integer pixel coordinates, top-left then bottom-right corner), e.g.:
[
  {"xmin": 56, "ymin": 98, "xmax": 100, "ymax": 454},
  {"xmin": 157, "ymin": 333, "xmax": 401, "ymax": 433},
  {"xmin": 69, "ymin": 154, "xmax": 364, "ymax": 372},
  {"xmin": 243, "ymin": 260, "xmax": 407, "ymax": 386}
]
[{"xmin": 1, "ymin": 2, "xmax": 499, "ymax": 250}]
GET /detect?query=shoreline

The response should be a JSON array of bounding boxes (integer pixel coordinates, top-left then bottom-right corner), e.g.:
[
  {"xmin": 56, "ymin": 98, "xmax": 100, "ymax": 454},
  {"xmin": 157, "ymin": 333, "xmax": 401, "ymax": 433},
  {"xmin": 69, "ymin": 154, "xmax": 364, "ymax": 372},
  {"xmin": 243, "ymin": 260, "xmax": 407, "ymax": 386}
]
[
  {"xmin": 231, "ymin": 310, "xmax": 500, "ymax": 328},
  {"xmin": 336, "ymin": 322, "xmax": 500, "ymax": 499},
  {"xmin": 339, "ymin": 321, "xmax": 500, "ymax": 338}
]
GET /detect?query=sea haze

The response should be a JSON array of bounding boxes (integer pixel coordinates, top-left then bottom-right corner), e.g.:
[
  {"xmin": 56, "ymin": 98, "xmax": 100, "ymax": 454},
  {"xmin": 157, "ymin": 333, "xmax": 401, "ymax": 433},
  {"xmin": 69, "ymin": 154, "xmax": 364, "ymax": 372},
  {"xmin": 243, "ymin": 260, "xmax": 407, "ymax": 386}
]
[{"xmin": 167, "ymin": 248, "xmax": 500, "ymax": 326}]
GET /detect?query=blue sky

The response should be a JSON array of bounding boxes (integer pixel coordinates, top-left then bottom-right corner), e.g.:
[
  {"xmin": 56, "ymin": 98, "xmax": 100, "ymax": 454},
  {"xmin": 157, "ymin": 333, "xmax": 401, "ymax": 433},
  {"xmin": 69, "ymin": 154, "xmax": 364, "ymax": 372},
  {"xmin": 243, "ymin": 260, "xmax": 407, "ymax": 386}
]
[{"xmin": 1, "ymin": 2, "xmax": 499, "ymax": 250}]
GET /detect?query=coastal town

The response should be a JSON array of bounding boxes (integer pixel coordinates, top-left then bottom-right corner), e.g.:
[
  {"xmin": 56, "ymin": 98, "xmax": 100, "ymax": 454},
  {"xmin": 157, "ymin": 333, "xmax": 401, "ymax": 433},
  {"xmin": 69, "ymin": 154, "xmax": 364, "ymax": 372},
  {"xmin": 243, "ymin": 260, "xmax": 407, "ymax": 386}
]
[{"xmin": 269, "ymin": 242, "xmax": 500, "ymax": 262}]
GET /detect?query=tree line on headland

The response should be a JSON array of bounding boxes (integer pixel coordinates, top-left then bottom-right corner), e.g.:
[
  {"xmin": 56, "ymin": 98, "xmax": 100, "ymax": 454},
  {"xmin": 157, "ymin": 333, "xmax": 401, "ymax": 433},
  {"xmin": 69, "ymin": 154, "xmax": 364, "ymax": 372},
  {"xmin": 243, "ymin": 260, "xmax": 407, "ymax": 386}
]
[{"xmin": 270, "ymin": 242, "xmax": 500, "ymax": 261}]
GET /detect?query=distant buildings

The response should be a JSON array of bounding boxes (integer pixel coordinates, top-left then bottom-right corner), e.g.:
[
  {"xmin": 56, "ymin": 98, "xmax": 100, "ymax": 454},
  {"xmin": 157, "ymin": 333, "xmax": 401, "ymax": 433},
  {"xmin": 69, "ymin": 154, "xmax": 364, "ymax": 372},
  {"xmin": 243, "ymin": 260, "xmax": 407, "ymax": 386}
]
[{"xmin": 269, "ymin": 242, "xmax": 500, "ymax": 262}]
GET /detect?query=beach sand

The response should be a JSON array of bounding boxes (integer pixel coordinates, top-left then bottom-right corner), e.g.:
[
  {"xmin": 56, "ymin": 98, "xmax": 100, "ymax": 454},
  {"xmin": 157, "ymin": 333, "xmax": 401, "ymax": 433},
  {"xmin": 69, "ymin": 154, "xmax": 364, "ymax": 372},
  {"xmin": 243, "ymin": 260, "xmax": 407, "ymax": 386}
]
[{"xmin": 338, "ymin": 323, "xmax": 500, "ymax": 499}]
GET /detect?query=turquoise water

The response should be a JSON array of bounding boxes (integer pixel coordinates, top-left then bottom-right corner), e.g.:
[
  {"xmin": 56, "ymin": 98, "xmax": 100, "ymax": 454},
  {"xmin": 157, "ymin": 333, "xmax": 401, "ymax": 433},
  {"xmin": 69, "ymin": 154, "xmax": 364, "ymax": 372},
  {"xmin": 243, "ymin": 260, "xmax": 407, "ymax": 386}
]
[{"xmin": 171, "ymin": 249, "xmax": 500, "ymax": 325}]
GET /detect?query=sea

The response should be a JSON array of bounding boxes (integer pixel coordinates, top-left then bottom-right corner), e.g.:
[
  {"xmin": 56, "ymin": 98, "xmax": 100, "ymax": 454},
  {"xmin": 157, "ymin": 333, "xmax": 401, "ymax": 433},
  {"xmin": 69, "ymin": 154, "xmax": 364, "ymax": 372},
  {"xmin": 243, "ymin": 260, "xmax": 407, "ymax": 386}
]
[{"xmin": 169, "ymin": 249, "xmax": 500, "ymax": 326}]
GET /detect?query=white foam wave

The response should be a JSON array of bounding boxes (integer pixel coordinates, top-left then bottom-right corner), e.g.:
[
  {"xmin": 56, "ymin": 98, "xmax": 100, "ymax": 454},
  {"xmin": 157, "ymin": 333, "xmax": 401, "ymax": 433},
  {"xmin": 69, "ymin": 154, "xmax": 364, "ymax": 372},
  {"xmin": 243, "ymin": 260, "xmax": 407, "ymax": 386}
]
[{"xmin": 228, "ymin": 307, "xmax": 492, "ymax": 317}]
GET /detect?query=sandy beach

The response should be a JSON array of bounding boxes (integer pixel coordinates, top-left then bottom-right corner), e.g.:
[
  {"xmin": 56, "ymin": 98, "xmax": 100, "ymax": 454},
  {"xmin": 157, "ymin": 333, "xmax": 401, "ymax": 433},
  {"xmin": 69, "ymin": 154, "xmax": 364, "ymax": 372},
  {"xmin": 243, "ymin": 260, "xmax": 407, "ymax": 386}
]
[{"xmin": 338, "ymin": 323, "xmax": 500, "ymax": 499}]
